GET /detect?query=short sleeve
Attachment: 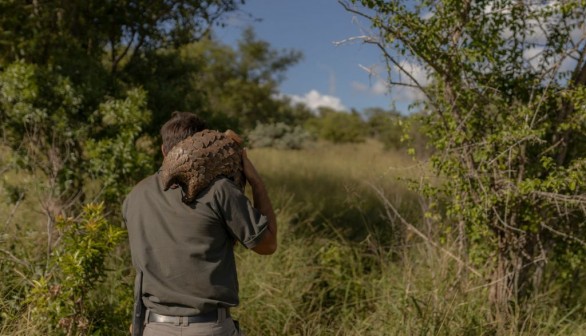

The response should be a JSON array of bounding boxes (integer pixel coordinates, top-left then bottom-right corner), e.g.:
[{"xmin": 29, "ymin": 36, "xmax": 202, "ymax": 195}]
[
  {"xmin": 212, "ymin": 179, "xmax": 269, "ymax": 249},
  {"xmin": 121, "ymin": 196, "xmax": 129, "ymax": 229}
]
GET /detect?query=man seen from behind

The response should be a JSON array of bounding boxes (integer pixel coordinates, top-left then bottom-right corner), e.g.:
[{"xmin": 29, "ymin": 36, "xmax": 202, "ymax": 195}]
[{"xmin": 123, "ymin": 112, "xmax": 277, "ymax": 336}]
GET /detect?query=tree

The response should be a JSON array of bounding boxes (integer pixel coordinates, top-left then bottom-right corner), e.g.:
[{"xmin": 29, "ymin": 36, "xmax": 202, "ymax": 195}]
[
  {"xmin": 342, "ymin": 0, "xmax": 586, "ymax": 325},
  {"xmin": 0, "ymin": 0, "xmax": 245, "ymax": 114},
  {"xmin": 0, "ymin": 3, "xmax": 308, "ymax": 334},
  {"xmin": 0, "ymin": 0, "xmax": 304, "ymax": 140},
  {"xmin": 0, "ymin": 62, "xmax": 153, "ymax": 335},
  {"xmin": 247, "ymin": 122, "xmax": 313, "ymax": 150},
  {"xmin": 0, "ymin": 0, "xmax": 243, "ymax": 71},
  {"xmin": 364, "ymin": 107, "xmax": 403, "ymax": 149},
  {"xmin": 305, "ymin": 107, "xmax": 367, "ymax": 143},
  {"xmin": 186, "ymin": 28, "xmax": 304, "ymax": 131},
  {"xmin": 121, "ymin": 28, "xmax": 304, "ymax": 136}
]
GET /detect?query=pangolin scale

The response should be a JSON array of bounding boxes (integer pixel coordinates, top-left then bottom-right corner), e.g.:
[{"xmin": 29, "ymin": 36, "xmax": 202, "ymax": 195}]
[{"xmin": 159, "ymin": 130, "xmax": 245, "ymax": 204}]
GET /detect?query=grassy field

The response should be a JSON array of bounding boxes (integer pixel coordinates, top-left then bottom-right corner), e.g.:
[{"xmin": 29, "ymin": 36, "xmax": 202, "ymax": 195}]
[
  {"xmin": 247, "ymin": 140, "xmax": 423, "ymax": 241},
  {"xmin": 2, "ymin": 140, "xmax": 586, "ymax": 335},
  {"xmin": 233, "ymin": 141, "xmax": 586, "ymax": 336}
]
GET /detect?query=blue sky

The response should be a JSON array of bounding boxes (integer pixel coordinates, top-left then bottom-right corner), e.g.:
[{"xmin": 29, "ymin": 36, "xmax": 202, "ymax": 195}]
[
  {"xmin": 215, "ymin": 0, "xmax": 415, "ymax": 114},
  {"xmin": 213, "ymin": 1, "xmax": 583, "ymax": 115}
]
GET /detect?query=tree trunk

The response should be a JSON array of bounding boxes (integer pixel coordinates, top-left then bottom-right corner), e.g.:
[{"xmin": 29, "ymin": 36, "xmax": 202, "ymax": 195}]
[{"xmin": 489, "ymin": 234, "xmax": 514, "ymax": 330}]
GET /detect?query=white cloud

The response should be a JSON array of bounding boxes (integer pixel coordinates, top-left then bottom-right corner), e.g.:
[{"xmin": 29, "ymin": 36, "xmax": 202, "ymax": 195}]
[
  {"xmin": 372, "ymin": 78, "xmax": 389, "ymax": 95},
  {"xmin": 351, "ymin": 61, "xmax": 428, "ymax": 104},
  {"xmin": 483, "ymin": 0, "xmax": 584, "ymax": 48},
  {"xmin": 523, "ymin": 47, "xmax": 544, "ymax": 70},
  {"xmin": 351, "ymin": 81, "xmax": 369, "ymax": 92},
  {"xmin": 421, "ymin": 11, "xmax": 434, "ymax": 20},
  {"xmin": 351, "ymin": 78, "xmax": 388, "ymax": 95},
  {"xmin": 289, "ymin": 90, "xmax": 348, "ymax": 111},
  {"xmin": 558, "ymin": 59, "xmax": 576, "ymax": 76},
  {"xmin": 523, "ymin": 46, "xmax": 579, "ymax": 75},
  {"xmin": 347, "ymin": 59, "xmax": 432, "ymax": 107},
  {"xmin": 393, "ymin": 86, "xmax": 426, "ymax": 102},
  {"xmin": 395, "ymin": 61, "xmax": 429, "ymax": 87}
]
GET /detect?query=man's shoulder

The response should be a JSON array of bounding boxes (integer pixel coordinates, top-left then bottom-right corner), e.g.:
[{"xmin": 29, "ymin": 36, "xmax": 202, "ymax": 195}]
[
  {"xmin": 125, "ymin": 173, "xmax": 159, "ymax": 200},
  {"xmin": 207, "ymin": 177, "xmax": 242, "ymax": 195},
  {"xmin": 196, "ymin": 177, "xmax": 243, "ymax": 203},
  {"xmin": 122, "ymin": 173, "xmax": 159, "ymax": 224}
]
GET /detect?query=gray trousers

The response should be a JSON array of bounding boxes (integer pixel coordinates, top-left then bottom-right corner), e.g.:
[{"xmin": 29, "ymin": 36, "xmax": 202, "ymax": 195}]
[{"xmin": 143, "ymin": 309, "xmax": 243, "ymax": 336}]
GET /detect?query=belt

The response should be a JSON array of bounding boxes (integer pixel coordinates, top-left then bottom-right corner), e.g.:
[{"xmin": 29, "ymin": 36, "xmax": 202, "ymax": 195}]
[{"xmin": 147, "ymin": 309, "xmax": 229, "ymax": 324}]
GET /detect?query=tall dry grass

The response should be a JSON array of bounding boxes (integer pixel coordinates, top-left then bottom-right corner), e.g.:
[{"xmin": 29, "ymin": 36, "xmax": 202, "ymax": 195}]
[
  {"xmin": 246, "ymin": 140, "xmax": 422, "ymax": 242},
  {"xmin": 2, "ymin": 140, "xmax": 586, "ymax": 335},
  {"xmin": 234, "ymin": 140, "xmax": 586, "ymax": 336}
]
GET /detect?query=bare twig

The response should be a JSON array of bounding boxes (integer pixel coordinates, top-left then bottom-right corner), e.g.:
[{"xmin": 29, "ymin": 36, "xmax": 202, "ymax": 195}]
[
  {"xmin": 370, "ymin": 183, "xmax": 482, "ymax": 277},
  {"xmin": 0, "ymin": 248, "xmax": 30, "ymax": 268},
  {"xmin": 465, "ymin": 254, "xmax": 546, "ymax": 293},
  {"xmin": 0, "ymin": 164, "xmax": 11, "ymax": 176},
  {"xmin": 533, "ymin": 191, "xmax": 586, "ymax": 205},
  {"xmin": 332, "ymin": 35, "xmax": 377, "ymax": 46},
  {"xmin": 3, "ymin": 191, "xmax": 24, "ymax": 230},
  {"xmin": 111, "ymin": 30, "xmax": 137, "ymax": 73},
  {"xmin": 338, "ymin": 0, "xmax": 446, "ymax": 80},
  {"xmin": 541, "ymin": 223, "xmax": 586, "ymax": 247}
]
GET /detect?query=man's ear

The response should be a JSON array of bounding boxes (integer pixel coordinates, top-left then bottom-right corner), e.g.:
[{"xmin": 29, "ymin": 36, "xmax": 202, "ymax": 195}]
[{"xmin": 161, "ymin": 145, "xmax": 167, "ymax": 158}]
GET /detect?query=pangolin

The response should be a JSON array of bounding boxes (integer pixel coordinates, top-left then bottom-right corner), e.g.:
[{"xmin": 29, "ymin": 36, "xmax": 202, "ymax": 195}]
[{"xmin": 159, "ymin": 129, "xmax": 245, "ymax": 204}]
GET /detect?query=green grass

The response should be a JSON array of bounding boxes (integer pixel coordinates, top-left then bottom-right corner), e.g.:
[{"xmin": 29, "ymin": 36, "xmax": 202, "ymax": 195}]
[
  {"xmin": 233, "ymin": 140, "xmax": 586, "ymax": 336},
  {"xmin": 2, "ymin": 140, "xmax": 586, "ymax": 335},
  {"xmin": 247, "ymin": 140, "xmax": 423, "ymax": 242}
]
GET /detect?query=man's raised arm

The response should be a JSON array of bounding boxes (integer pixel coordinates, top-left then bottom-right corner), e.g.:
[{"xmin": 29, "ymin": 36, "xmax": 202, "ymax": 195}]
[{"xmin": 242, "ymin": 150, "xmax": 277, "ymax": 255}]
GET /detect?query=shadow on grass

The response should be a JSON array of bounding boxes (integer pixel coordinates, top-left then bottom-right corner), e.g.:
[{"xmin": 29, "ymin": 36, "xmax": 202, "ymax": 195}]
[{"xmin": 263, "ymin": 169, "xmax": 422, "ymax": 246}]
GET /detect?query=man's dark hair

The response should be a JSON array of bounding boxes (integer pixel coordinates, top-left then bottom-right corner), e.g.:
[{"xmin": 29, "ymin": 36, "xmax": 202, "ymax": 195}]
[{"xmin": 160, "ymin": 111, "xmax": 207, "ymax": 154}]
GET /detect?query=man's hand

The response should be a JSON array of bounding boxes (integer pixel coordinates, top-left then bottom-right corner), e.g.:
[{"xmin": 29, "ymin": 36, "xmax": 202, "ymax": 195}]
[{"xmin": 224, "ymin": 129, "xmax": 243, "ymax": 145}]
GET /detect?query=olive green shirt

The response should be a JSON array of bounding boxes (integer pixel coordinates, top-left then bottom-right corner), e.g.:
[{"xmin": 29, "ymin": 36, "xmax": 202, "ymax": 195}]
[{"xmin": 123, "ymin": 173, "xmax": 268, "ymax": 316}]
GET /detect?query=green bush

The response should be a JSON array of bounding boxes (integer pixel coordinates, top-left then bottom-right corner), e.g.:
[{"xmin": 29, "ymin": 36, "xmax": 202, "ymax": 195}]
[
  {"xmin": 247, "ymin": 122, "xmax": 314, "ymax": 150},
  {"xmin": 365, "ymin": 108, "xmax": 403, "ymax": 150},
  {"xmin": 305, "ymin": 108, "xmax": 367, "ymax": 144},
  {"xmin": 26, "ymin": 203, "xmax": 126, "ymax": 336}
]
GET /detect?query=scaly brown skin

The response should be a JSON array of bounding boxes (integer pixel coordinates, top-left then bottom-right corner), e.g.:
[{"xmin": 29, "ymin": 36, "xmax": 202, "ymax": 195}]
[{"xmin": 159, "ymin": 130, "xmax": 245, "ymax": 204}]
